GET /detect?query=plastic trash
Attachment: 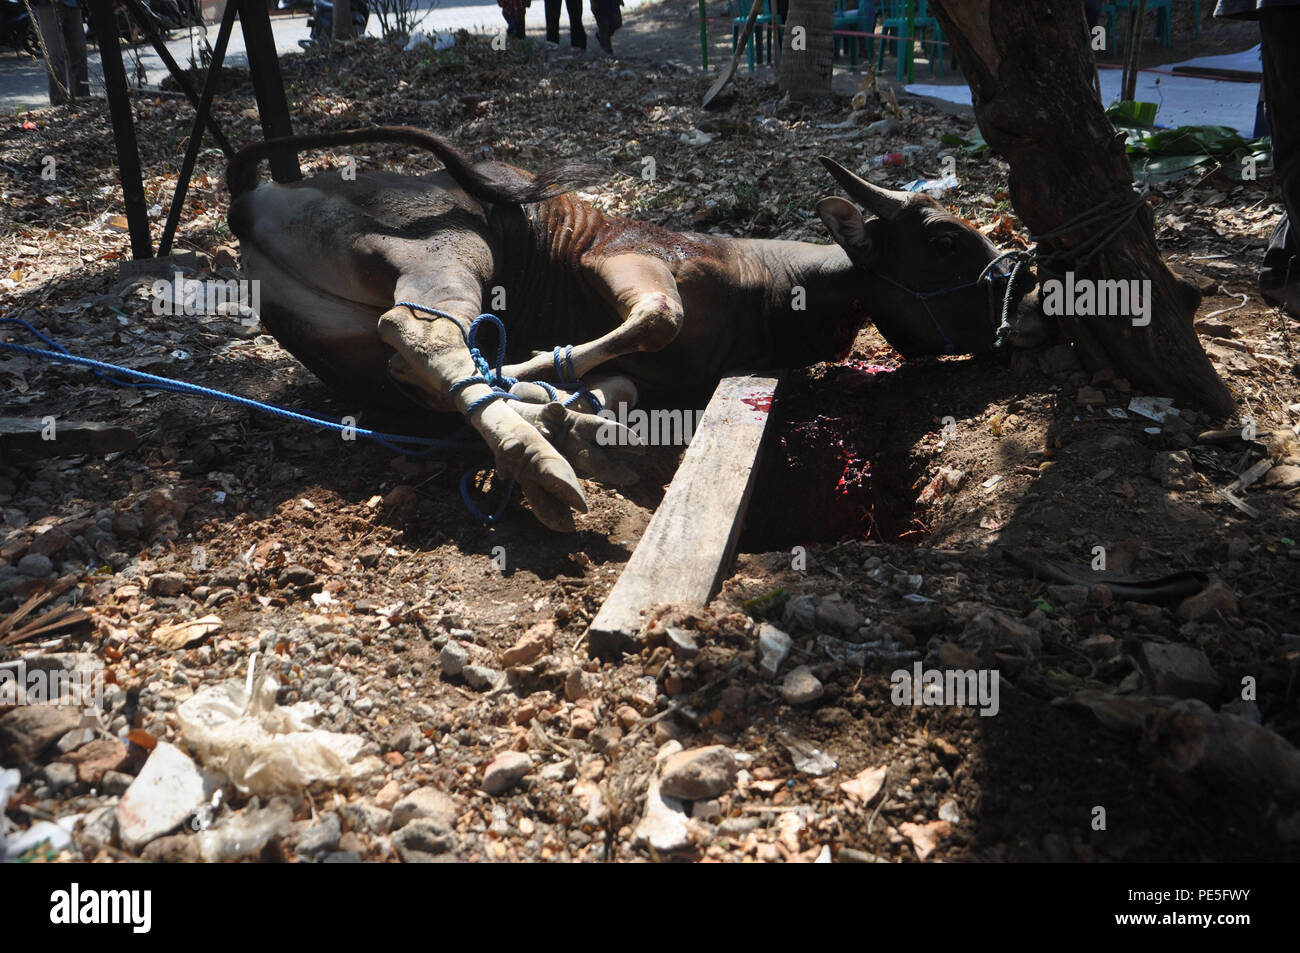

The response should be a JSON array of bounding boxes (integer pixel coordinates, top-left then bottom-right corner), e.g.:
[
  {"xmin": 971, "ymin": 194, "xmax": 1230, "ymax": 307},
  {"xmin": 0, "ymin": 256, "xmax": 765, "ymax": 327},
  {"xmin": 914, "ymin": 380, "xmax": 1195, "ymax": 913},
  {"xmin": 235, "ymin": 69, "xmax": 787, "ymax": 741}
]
[
  {"xmin": 776, "ymin": 730, "xmax": 837, "ymax": 777},
  {"xmin": 177, "ymin": 656, "xmax": 381, "ymax": 796},
  {"xmin": 868, "ymin": 152, "xmax": 906, "ymax": 168},
  {"xmin": 4, "ymin": 814, "xmax": 82, "ymax": 861},
  {"xmin": 197, "ymin": 799, "xmax": 294, "ymax": 862},
  {"xmin": 404, "ymin": 31, "xmax": 456, "ymax": 51},
  {"xmin": 902, "ymin": 174, "xmax": 960, "ymax": 195},
  {"xmin": 1128, "ymin": 396, "xmax": 1180, "ymax": 423}
]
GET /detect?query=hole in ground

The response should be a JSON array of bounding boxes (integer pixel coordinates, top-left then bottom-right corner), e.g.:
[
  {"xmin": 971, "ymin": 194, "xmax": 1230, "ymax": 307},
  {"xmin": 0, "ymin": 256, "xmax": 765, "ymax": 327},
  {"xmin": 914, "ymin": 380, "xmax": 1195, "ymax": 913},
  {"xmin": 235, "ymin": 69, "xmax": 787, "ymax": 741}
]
[{"xmin": 740, "ymin": 361, "xmax": 924, "ymax": 551}]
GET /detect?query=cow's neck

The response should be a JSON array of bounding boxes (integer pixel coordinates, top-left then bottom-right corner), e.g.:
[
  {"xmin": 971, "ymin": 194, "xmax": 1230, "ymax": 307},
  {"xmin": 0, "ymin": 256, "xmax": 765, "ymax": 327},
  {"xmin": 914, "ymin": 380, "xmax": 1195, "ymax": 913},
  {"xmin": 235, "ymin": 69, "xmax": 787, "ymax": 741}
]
[{"xmin": 706, "ymin": 236, "xmax": 873, "ymax": 370}]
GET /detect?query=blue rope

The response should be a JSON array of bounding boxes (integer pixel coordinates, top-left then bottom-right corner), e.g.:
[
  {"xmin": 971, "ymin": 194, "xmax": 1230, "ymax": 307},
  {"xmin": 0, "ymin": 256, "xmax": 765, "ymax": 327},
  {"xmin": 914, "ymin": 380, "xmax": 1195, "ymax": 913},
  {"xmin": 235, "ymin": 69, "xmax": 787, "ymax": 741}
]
[{"xmin": 0, "ymin": 316, "xmax": 520, "ymax": 523}]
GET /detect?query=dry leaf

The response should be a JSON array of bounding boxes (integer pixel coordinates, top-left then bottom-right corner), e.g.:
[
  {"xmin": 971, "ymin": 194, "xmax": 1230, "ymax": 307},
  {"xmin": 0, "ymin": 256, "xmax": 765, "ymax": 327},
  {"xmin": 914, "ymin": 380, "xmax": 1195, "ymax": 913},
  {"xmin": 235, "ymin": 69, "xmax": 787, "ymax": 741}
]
[
  {"xmin": 153, "ymin": 614, "xmax": 222, "ymax": 649},
  {"xmin": 839, "ymin": 765, "xmax": 888, "ymax": 804}
]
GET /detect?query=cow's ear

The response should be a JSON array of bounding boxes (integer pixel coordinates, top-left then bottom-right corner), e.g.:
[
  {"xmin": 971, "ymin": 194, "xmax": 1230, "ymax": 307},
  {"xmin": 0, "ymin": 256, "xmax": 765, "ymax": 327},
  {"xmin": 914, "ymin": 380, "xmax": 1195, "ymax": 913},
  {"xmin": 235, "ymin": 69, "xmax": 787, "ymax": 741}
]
[{"xmin": 818, "ymin": 197, "xmax": 873, "ymax": 259}]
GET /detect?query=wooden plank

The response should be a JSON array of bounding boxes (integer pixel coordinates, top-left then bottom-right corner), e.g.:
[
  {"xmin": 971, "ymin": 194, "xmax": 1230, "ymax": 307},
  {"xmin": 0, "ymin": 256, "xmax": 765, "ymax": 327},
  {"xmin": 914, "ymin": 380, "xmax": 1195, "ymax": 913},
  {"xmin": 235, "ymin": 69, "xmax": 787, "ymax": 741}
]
[
  {"xmin": 586, "ymin": 372, "xmax": 780, "ymax": 657},
  {"xmin": 0, "ymin": 418, "xmax": 138, "ymax": 460}
]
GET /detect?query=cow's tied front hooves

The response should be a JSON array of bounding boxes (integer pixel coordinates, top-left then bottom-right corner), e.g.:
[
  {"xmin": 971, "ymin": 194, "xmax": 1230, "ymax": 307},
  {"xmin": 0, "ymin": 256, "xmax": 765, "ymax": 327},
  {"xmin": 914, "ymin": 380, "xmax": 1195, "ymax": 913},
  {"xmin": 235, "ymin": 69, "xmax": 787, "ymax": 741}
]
[
  {"xmin": 513, "ymin": 399, "xmax": 644, "ymax": 487},
  {"xmin": 492, "ymin": 415, "xmax": 590, "ymax": 532}
]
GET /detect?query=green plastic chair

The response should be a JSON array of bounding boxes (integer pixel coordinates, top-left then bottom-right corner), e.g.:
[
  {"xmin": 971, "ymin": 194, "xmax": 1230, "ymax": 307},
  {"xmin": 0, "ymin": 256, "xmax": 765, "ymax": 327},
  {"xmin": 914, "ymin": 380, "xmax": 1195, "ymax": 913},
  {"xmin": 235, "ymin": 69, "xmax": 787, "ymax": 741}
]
[
  {"xmin": 913, "ymin": 0, "xmax": 948, "ymax": 76},
  {"xmin": 731, "ymin": 0, "xmax": 777, "ymax": 72},
  {"xmin": 833, "ymin": 0, "xmax": 875, "ymax": 66}
]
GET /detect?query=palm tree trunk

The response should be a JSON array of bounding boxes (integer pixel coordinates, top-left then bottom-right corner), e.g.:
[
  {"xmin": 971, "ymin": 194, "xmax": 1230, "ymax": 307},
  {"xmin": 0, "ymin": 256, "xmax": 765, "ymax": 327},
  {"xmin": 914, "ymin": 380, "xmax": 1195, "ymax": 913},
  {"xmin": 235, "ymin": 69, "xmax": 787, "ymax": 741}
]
[{"xmin": 778, "ymin": 0, "xmax": 834, "ymax": 103}]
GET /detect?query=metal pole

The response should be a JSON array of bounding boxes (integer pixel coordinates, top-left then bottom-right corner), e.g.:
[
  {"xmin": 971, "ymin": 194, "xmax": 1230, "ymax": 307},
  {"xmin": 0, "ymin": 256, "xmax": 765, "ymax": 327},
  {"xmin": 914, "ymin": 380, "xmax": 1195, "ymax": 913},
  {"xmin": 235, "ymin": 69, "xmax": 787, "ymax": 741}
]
[
  {"xmin": 239, "ymin": 0, "xmax": 300, "ymax": 182},
  {"xmin": 158, "ymin": 0, "xmax": 240, "ymax": 257},
  {"xmin": 88, "ymin": 0, "xmax": 153, "ymax": 260}
]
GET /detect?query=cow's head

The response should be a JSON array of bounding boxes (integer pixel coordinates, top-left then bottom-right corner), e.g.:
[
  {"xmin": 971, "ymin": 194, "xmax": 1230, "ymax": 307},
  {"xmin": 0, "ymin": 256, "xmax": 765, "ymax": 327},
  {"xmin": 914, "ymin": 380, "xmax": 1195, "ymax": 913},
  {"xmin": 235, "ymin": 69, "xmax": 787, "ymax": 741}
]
[{"xmin": 815, "ymin": 155, "xmax": 1045, "ymax": 360}]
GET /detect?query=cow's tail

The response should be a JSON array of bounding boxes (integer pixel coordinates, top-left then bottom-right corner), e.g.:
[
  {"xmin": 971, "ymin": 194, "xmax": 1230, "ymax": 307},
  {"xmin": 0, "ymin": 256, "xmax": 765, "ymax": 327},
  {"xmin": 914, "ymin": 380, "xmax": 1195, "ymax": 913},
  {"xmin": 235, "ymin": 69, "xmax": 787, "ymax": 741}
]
[{"xmin": 226, "ymin": 125, "xmax": 601, "ymax": 205}]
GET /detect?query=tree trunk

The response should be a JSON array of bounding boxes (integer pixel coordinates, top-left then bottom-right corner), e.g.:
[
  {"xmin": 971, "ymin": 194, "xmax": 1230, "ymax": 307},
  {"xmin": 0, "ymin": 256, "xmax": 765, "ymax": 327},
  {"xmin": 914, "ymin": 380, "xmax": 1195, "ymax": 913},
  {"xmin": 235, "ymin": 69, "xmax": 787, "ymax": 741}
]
[
  {"xmin": 929, "ymin": 1, "xmax": 1234, "ymax": 417},
  {"xmin": 778, "ymin": 0, "xmax": 834, "ymax": 103},
  {"xmin": 334, "ymin": 0, "xmax": 354, "ymax": 42}
]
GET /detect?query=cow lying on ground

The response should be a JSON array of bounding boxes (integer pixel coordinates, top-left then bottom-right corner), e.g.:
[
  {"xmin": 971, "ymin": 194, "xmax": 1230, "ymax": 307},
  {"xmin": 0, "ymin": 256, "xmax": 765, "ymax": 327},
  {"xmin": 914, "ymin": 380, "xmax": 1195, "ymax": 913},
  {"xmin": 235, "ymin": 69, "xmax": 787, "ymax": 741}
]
[{"xmin": 227, "ymin": 127, "xmax": 1044, "ymax": 530}]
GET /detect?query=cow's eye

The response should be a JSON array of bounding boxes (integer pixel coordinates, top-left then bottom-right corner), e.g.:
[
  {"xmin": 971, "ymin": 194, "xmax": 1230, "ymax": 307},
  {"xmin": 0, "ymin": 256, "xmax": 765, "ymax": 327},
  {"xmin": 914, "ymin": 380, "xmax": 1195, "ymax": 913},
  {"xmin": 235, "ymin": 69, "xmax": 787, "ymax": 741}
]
[{"xmin": 933, "ymin": 234, "xmax": 956, "ymax": 253}]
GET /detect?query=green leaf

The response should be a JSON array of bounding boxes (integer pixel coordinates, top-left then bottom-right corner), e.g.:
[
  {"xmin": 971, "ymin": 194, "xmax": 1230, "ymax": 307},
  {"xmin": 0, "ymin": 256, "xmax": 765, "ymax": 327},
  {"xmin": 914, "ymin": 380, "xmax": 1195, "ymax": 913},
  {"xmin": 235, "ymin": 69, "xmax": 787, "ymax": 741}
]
[{"xmin": 1107, "ymin": 100, "xmax": 1159, "ymax": 128}]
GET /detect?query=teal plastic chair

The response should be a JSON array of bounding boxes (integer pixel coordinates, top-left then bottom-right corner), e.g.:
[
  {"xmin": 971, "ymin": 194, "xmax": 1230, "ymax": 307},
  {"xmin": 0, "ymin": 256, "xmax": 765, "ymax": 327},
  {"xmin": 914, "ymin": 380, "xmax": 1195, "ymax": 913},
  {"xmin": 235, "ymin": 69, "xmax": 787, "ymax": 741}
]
[
  {"xmin": 731, "ymin": 0, "xmax": 777, "ymax": 72},
  {"xmin": 833, "ymin": 0, "xmax": 875, "ymax": 66},
  {"xmin": 876, "ymin": 0, "xmax": 915, "ymax": 81},
  {"xmin": 877, "ymin": 0, "xmax": 946, "ymax": 80},
  {"xmin": 1101, "ymin": 0, "xmax": 1172, "ymax": 57},
  {"xmin": 913, "ymin": 0, "xmax": 948, "ymax": 76}
]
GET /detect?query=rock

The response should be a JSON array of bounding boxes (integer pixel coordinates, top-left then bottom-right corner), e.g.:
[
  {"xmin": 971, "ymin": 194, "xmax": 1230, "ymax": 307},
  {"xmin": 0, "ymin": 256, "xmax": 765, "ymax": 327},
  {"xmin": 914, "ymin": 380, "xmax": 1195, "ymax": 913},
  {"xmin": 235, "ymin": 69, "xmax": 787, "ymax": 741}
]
[
  {"xmin": 323, "ymin": 850, "xmax": 362, "ymax": 863},
  {"xmin": 60, "ymin": 738, "xmax": 127, "ymax": 785},
  {"xmin": 1143, "ymin": 642, "xmax": 1221, "ymax": 702},
  {"xmin": 633, "ymin": 778, "xmax": 689, "ymax": 853},
  {"xmin": 665, "ymin": 627, "xmax": 700, "ymax": 659},
  {"xmin": 297, "ymin": 812, "xmax": 342, "ymax": 857},
  {"xmin": 482, "ymin": 751, "xmax": 532, "ymax": 795},
  {"xmin": 463, "ymin": 665, "xmax": 503, "ymax": 691},
  {"xmin": 659, "ymin": 745, "xmax": 737, "ymax": 800},
  {"xmin": 440, "ymin": 641, "xmax": 469, "ymax": 677},
  {"xmin": 339, "ymin": 800, "xmax": 392, "ymax": 835},
  {"xmin": 16, "ymin": 552, "xmax": 54, "ymax": 577},
  {"xmin": 392, "ymin": 818, "xmax": 456, "ymax": 861},
  {"xmin": 391, "ymin": 787, "xmax": 458, "ymax": 832},
  {"xmin": 564, "ymin": 668, "xmax": 589, "ymax": 702},
  {"xmin": 139, "ymin": 833, "xmax": 200, "ymax": 863},
  {"xmin": 1263, "ymin": 464, "xmax": 1300, "ymax": 490},
  {"xmin": 781, "ymin": 665, "xmax": 824, "ymax": 705},
  {"xmin": 931, "ymin": 737, "xmax": 961, "ymax": 764},
  {"xmin": 569, "ymin": 707, "xmax": 597, "ymax": 736},
  {"xmin": 146, "ymin": 571, "xmax": 187, "ymax": 597},
  {"xmin": 590, "ymin": 725, "xmax": 623, "ymax": 754},
  {"xmin": 501, "ymin": 622, "xmax": 552, "ymax": 666},
  {"xmin": 757, "ymin": 623, "xmax": 793, "ymax": 678},
  {"xmin": 816, "ymin": 595, "xmax": 863, "ymax": 634},
  {"xmin": 971, "ymin": 609, "xmax": 1040, "ymax": 653},
  {"xmin": 1177, "ymin": 578, "xmax": 1238, "ymax": 622},
  {"xmin": 211, "ymin": 244, "xmax": 239, "ymax": 270},
  {"xmin": 198, "ymin": 800, "xmax": 293, "ymax": 862},
  {"xmin": 783, "ymin": 594, "xmax": 816, "ymax": 632},
  {"xmin": 1076, "ymin": 385, "xmax": 1106, "ymax": 407},
  {"xmin": 387, "ymin": 723, "xmax": 423, "ymax": 753},
  {"xmin": 1044, "ymin": 584, "xmax": 1089, "ymax": 612},
  {"xmin": 116, "ymin": 742, "xmax": 215, "ymax": 852},
  {"xmin": 278, "ymin": 565, "xmax": 315, "ymax": 587},
  {"xmin": 0, "ymin": 705, "xmax": 83, "ymax": 760},
  {"xmin": 42, "ymin": 761, "xmax": 77, "ymax": 793},
  {"xmin": 79, "ymin": 805, "xmax": 118, "ymax": 855},
  {"xmin": 1150, "ymin": 450, "xmax": 1196, "ymax": 489},
  {"xmin": 373, "ymin": 779, "xmax": 403, "ymax": 809},
  {"xmin": 28, "ymin": 528, "xmax": 71, "ymax": 558},
  {"xmin": 102, "ymin": 770, "xmax": 133, "ymax": 796}
]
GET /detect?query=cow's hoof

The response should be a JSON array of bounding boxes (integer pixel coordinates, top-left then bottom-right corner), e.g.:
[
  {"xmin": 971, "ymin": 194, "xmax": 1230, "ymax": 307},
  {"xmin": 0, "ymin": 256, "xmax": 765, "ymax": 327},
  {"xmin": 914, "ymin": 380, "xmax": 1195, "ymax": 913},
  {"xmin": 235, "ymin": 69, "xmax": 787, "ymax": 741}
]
[{"xmin": 515, "ymin": 400, "xmax": 643, "ymax": 486}]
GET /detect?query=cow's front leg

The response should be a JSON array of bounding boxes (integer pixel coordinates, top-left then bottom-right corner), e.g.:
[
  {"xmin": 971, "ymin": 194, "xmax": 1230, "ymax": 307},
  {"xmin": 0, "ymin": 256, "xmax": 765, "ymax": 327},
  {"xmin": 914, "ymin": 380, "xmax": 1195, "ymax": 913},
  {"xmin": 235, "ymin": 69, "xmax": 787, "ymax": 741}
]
[
  {"xmin": 501, "ymin": 254, "xmax": 683, "ymax": 382},
  {"xmin": 377, "ymin": 302, "xmax": 591, "ymax": 531}
]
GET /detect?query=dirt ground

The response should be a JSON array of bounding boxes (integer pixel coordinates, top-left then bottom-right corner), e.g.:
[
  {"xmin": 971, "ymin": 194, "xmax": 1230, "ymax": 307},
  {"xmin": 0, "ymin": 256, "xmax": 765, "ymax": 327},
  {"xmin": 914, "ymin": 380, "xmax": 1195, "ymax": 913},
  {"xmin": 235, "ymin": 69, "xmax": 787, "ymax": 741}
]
[{"xmin": 2, "ymin": 2, "xmax": 1299, "ymax": 863}]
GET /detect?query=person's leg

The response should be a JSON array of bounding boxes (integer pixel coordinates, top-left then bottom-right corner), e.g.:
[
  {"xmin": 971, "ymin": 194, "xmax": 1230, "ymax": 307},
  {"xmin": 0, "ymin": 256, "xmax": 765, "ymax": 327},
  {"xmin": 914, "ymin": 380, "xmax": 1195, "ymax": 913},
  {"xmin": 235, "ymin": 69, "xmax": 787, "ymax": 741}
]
[
  {"xmin": 565, "ymin": 0, "xmax": 585, "ymax": 47},
  {"xmin": 1256, "ymin": 8, "xmax": 1300, "ymax": 313},
  {"xmin": 60, "ymin": 4, "xmax": 89, "ymax": 99},
  {"xmin": 545, "ymin": 0, "xmax": 561, "ymax": 42},
  {"xmin": 33, "ymin": 3, "xmax": 71, "ymax": 105}
]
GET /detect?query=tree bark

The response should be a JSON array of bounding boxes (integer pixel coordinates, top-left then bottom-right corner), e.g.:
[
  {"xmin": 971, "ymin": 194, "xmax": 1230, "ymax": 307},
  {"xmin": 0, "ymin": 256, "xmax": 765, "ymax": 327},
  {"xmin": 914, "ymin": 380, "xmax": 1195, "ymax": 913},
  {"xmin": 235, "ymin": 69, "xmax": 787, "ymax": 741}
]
[
  {"xmin": 930, "ymin": 1, "xmax": 1234, "ymax": 417},
  {"xmin": 778, "ymin": 0, "xmax": 834, "ymax": 103},
  {"xmin": 334, "ymin": 0, "xmax": 354, "ymax": 42}
]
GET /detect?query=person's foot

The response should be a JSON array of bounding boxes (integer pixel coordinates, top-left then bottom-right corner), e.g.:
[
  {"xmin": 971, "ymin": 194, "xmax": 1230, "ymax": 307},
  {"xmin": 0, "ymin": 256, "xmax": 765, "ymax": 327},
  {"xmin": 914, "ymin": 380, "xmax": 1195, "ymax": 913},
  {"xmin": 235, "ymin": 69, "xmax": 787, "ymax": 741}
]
[
  {"xmin": 1262, "ymin": 281, "xmax": 1300, "ymax": 319},
  {"xmin": 596, "ymin": 30, "xmax": 612, "ymax": 53}
]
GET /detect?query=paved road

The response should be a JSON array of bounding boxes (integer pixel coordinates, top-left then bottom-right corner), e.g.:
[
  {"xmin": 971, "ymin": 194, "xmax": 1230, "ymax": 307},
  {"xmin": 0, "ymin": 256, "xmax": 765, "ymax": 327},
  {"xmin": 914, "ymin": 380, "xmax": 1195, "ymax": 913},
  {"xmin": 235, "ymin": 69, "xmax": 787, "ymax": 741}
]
[{"xmin": 1, "ymin": 0, "xmax": 653, "ymax": 111}]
